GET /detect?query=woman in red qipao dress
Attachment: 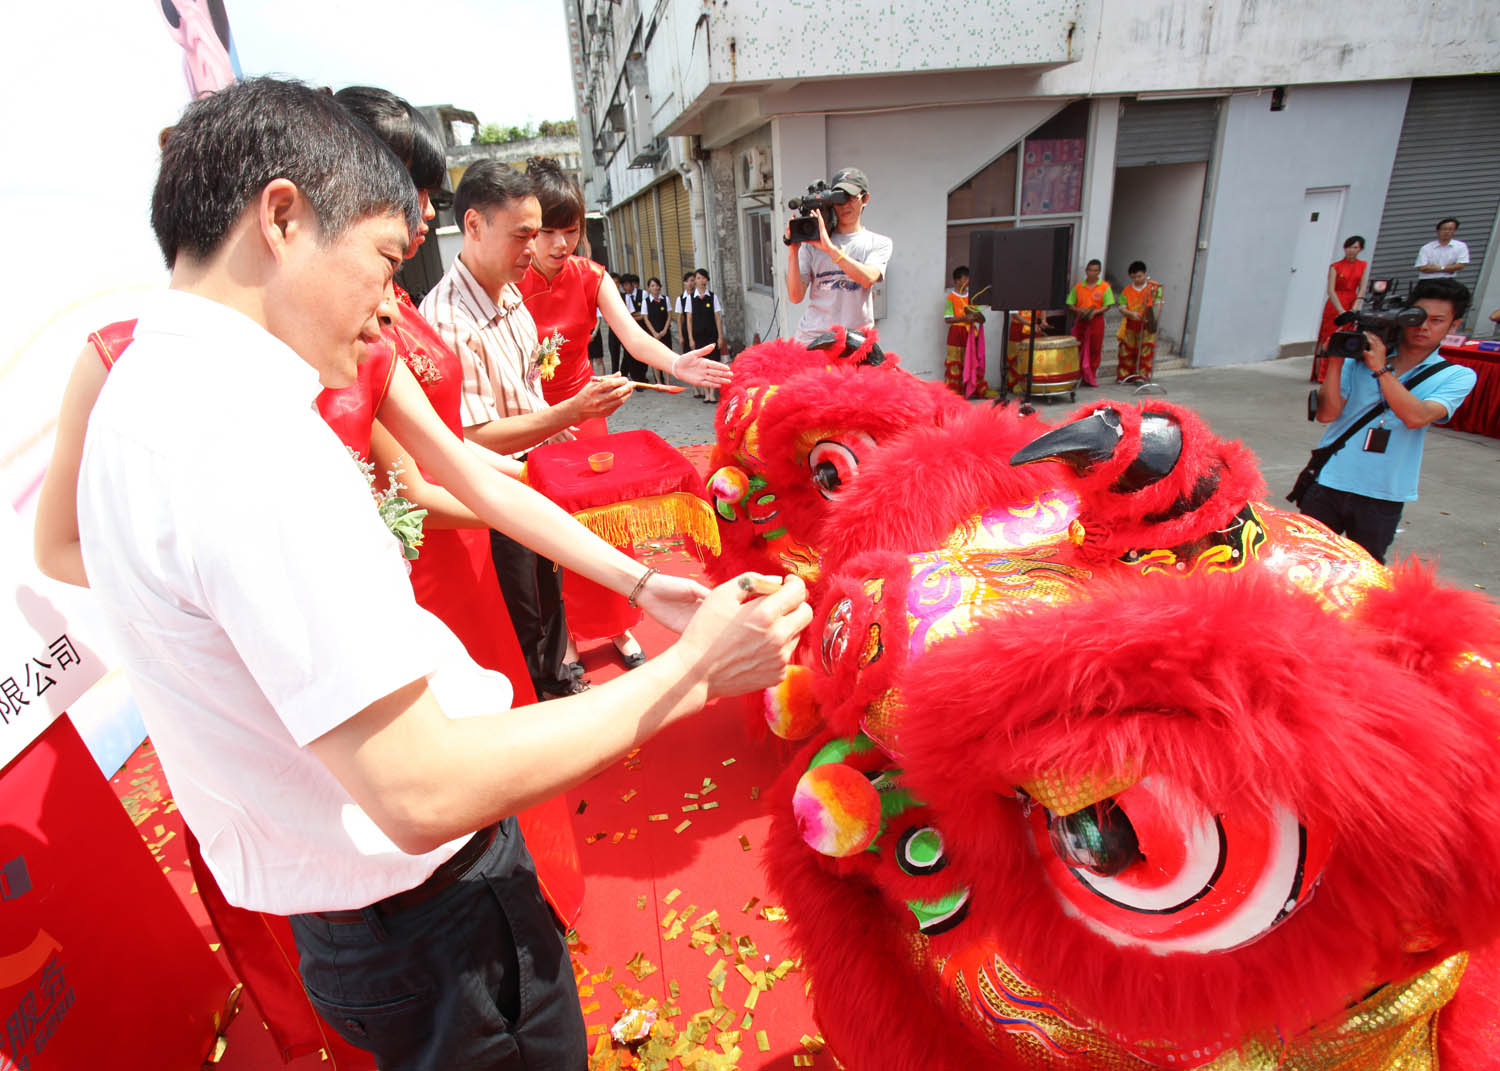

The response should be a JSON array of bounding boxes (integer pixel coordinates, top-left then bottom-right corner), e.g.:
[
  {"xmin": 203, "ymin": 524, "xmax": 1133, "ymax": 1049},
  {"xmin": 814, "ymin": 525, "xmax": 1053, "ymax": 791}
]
[
  {"xmin": 517, "ymin": 157, "xmax": 732, "ymax": 670},
  {"xmin": 1311, "ymin": 235, "xmax": 1369, "ymax": 382}
]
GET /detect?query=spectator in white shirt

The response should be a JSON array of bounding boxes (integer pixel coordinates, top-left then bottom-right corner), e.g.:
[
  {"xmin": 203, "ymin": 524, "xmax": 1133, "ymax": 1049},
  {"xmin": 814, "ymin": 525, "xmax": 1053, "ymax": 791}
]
[{"xmin": 1415, "ymin": 217, "xmax": 1470, "ymax": 279}]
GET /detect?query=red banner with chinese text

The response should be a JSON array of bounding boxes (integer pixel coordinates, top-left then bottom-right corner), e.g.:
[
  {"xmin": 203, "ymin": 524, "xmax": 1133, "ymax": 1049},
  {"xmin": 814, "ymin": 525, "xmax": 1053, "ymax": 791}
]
[{"xmin": 0, "ymin": 717, "xmax": 229, "ymax": 1070}]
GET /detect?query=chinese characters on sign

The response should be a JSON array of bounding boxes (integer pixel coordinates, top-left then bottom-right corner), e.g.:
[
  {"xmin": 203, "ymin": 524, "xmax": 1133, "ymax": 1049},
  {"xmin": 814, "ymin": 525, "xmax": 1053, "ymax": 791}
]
[
  {"xmin": 0, "ymin": 637, "xmax": 80, "ymax": 728},
  {"xmin": 2, "ymin": 955, "xmax": 75, "ymax": 1070}
]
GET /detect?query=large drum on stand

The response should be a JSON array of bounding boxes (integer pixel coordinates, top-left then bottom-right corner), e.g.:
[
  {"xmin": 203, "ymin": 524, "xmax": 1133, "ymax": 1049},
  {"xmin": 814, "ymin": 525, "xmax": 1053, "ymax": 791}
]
[{"xmin": 1006, "ymin": 335, "xmax": 1080, "ymax": 400}]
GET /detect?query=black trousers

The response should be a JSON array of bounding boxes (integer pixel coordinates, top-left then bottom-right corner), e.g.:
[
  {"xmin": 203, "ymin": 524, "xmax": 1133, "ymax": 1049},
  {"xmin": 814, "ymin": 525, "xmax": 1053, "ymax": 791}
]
[
  {"xmin": 489, "ymin": 528, "xmax": 570, "ymax": 695},
  {"xmin": 607, "ymin": 330, "xmax": 623, "ymax": 375},
  {"xmin": 290, "ymin": 819, "xmax": 585, "ymax": 1070},
  {"xmin": 620, "ymin": 347, "xmax": 650, "ymax": 383},
  {"xmin": 1300, "ymin": 481, "xmax": 1404, "ymax": 564}
]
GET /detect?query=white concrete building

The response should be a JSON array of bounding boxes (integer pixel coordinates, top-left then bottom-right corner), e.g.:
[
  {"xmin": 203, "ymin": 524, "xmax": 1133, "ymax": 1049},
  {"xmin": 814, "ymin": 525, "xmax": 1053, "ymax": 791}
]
[{"xmin": 566, "ymin": 0, "xmax": 1500, "ymax": 379}]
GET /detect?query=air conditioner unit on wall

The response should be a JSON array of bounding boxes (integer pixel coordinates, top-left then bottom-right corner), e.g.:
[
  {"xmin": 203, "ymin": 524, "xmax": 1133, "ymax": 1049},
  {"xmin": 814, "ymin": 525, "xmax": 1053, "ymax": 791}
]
[{"xmin": 739, "ymin": 146, "xmax": 773, "ymax": 193}]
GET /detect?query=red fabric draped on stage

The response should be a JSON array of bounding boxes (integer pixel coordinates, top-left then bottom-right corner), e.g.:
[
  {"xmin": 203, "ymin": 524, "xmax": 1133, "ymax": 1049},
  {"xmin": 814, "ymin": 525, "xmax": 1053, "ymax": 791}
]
[
  {"xmin": 1441, "ymin": 343, "xmax": 1500, "ymax": 439},
  {"xmin": 526, "ymin": 430, "xmax": 720, "ymax": 642},
  {"xmin": 527, "ymin": 429, "xmax": 712, "ymax": 517}
]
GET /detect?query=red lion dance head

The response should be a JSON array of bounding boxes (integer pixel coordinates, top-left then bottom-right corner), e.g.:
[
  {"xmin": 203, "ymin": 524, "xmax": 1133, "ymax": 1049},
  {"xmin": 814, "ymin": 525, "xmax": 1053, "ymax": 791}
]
[{"xmin": 712, "ymin": 335, "xmax": 1500, "ymax": 1069}]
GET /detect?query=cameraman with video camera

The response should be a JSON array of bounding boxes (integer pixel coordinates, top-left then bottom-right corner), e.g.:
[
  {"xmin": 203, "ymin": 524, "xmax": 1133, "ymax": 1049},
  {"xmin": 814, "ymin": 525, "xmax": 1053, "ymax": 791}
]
[
  {"xmin": 784, "ymin": 167, "xmax": 893, "ymax": 344},
  {"xmin": 1298, "ymin": 277, "xmax": 1476, "ymax": 563}
]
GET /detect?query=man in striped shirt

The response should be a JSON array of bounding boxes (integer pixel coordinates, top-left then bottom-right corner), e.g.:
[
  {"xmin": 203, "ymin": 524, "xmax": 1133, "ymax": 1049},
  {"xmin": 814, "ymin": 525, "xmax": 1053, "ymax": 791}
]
[{"xmin": 421, "ymin": 162, "xmax": 630, "ymax": 697}]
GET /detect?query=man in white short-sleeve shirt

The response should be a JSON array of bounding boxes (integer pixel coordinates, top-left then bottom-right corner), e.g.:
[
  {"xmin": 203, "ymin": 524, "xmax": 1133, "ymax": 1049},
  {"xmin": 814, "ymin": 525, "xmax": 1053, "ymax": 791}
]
[
  {"xmin": 786, "ymin": 167, "xmax": 894, "ymax": 344},
  {"xmin": 1415, "ymin": 217, "xmax": 1470, "ymax": 279},
  {"xmin": 70, "ymin": 78, "xmax": 810, "ymax": 1070}
]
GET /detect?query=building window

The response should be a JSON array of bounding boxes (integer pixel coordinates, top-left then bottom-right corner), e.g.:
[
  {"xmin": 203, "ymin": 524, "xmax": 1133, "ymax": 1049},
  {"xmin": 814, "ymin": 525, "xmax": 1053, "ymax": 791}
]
[{"xmin": 745, "ymin": 207, "xmax": 774, "ymax": 290}]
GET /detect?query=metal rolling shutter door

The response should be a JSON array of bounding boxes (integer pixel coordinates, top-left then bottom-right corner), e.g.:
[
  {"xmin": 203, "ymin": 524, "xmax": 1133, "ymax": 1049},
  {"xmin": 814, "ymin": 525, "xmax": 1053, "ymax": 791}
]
[
  {"xmin": 1115, "ymin": 98, "xmax": 1220, "ymax": 167},
  {"xmin": 1369, "ymin": 76, "xmax": 1500, "ymax": 306},
  {"xmin": 606, "ymin": 206, "xmax": 628, "ymax": 273},
  {"xmin": 660, "ymin": 178, "xmax": 690, "ymax": 294},
  {"xmin": 638, "ymin": 192, "xmax": 662, "ymax": 285}
]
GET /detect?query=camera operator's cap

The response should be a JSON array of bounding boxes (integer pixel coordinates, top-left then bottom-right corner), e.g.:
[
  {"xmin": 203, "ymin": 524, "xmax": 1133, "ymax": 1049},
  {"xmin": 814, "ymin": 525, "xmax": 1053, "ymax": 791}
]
[{"xmin": 830, "ymin": 167, "xmax": 869, "ymax": 196}]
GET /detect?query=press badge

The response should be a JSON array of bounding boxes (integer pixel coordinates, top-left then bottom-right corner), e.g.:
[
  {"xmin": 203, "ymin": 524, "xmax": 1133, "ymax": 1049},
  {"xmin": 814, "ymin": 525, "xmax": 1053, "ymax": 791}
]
[{"xmin": 1364, "ymin": 427, "xmax": 1391, "ymax": 453}]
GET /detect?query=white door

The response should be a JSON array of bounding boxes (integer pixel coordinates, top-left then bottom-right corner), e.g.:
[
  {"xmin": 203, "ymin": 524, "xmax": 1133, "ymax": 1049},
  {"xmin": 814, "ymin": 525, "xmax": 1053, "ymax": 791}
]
[{"xmin": 1279, "ymin": 188, "xmax": 1346, "ymax": 346}]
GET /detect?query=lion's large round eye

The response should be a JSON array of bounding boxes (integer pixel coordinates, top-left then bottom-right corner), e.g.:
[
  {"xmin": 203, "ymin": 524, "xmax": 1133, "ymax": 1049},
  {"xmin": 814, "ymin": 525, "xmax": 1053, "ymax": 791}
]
[
  {"xmin": 808, "ymin": 436, "xmax": 871, "ymax": 500},
  {"xmin": 1028, "ymin": 776, "xmax": 1326, "ymax": 954}
]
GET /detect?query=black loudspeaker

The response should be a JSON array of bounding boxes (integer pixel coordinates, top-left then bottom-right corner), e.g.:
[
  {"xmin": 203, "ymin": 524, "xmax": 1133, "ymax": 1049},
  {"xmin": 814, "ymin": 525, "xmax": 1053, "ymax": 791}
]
[{"xmin": 968, "ymin": 226, "xmax": 1072, "ymax": 311}]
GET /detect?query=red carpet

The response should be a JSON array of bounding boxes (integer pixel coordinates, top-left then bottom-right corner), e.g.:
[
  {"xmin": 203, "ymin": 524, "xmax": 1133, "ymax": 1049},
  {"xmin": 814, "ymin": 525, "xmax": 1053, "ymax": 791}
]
[{"xmin": 109, "ymin": 528, "xmax": 827, "ymax": 1069}]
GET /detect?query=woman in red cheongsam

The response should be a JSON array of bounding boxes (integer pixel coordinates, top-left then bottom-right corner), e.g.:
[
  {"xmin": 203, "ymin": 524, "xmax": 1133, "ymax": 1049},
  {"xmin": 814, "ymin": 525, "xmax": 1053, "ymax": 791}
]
[
  {"xmin": 516, "ymin": 158, "xmax": 731, "ymax": 670},
  {"xmin": 1311, "ymin": 235, "xmax": 1369, "ymax": 383}
]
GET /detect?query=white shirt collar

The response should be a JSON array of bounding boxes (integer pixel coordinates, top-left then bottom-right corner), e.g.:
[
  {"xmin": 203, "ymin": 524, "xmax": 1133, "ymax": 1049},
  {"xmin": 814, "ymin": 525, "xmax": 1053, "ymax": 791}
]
[{"xmin": 133, "ymin": 288, "xmax": 324, "ymax": 406}]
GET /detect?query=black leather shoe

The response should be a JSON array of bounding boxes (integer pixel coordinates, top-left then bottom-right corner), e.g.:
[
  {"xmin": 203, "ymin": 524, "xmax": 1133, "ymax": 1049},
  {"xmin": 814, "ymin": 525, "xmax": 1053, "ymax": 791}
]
[{"xmin": 537, "ymin": 675, "xmax": 590, "ymax": 698}]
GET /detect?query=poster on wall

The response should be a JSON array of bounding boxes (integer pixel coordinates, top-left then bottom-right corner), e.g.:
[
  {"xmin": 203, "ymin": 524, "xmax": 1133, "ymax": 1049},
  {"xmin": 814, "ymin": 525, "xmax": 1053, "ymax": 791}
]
[{"xmin": 1020, "ymin": 138, "xmax": 1085, "ymax": 217}]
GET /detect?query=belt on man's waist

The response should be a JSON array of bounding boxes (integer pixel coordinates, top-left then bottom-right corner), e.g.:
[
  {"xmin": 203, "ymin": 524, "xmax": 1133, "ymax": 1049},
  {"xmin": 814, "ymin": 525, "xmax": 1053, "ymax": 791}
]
[{"xmin": 312, "ymin": 823, "xmax": 499, "ymax": 924}]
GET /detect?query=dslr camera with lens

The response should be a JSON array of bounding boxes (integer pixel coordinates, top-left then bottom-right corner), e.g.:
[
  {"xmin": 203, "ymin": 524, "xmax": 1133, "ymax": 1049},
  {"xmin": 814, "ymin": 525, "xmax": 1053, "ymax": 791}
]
[{"xmin": 783, "ymin": 181, "xmax": 849, "ymax": 245}]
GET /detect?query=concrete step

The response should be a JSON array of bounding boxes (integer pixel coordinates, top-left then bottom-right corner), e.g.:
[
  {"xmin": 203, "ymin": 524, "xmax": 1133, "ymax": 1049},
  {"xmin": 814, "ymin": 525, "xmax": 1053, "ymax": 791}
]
[{"xmin": 1096, "ymin": 351, "xmax": 1186, "ymax": 379}]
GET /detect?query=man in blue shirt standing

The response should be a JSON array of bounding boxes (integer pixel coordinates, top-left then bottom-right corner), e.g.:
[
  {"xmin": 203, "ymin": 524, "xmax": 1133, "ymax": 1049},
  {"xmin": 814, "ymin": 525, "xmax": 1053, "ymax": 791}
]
[{"xmin": 1301, "ymin": 277, "xmax": 1476, "ymax": 563}]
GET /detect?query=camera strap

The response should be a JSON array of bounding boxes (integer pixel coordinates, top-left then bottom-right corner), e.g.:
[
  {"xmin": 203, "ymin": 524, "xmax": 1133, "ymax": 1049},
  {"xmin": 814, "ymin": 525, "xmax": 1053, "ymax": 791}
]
[{"xmin": 1320, "ymin": 360, "xmax": 1454, "ymax": 462}]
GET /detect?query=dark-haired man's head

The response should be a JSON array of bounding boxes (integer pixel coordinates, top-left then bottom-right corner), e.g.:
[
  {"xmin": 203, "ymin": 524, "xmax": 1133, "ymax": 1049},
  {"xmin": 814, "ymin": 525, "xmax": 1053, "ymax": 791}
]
[
  {"xmin": 150, "ymin": 77, "xmax": 418, "ymax": 390},
  {"xmin": 1399, "ymin": 277, "xmax": 1469, "ymax": 358},
  {"xmin": 152, "ymin": 77, "xmax": 417, "ymax": 269},
  {"xmin": 1435, "ymin": 218, "xmax": 1459, "ymax": 241},
  {"xmin": 334, "ymin": 85, "xmax": 449, "ymax": 258},
  {"xmin": 455, "ymin": 160, "xmax": 540, "ymax": 295},
  {"xmin": 953, "ymin": 265, "xmax": 970, "ymax": 287},
  {"xmin": 1410, "ymin": 277, "xmax": 1471, "ymax": 322},
  {"xmin": 1084, "ymin": 259, "xmax": 1101, "ymax": 283}
]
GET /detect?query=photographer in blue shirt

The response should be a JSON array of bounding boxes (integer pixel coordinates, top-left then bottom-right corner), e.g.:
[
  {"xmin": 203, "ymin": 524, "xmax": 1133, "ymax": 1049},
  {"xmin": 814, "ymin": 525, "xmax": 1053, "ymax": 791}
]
[{"xmin": 1302, "ymin": 277, "xmax": 1476, "ymax": 563}]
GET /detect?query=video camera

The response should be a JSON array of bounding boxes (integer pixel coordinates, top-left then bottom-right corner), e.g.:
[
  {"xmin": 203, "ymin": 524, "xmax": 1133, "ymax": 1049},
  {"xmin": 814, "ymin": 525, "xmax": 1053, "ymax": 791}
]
[
  {"xmin": 1325, "ymin": 278, "xmax": 1425, "ymax": 358},
  {"xmin": 783, "ymin": 181, "xmax": 849, "ymax": 246}
]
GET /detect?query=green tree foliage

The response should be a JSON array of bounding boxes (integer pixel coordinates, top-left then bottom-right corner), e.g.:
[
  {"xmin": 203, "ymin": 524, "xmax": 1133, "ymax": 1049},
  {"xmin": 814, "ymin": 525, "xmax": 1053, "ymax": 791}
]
[{"xmin": 474, "ymin": 119, "xmax": 578, "ymax": 144}]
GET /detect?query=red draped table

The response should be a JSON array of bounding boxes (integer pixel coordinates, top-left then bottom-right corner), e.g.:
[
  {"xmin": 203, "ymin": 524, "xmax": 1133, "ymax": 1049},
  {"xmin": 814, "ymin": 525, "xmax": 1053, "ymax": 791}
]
[
  {"xmin": 526, "ymin": 430, "xmax": 721, "ymax": 640},
  {"xmin": 1440, "ymin": 342, "xmax": 1500, "ymax": 439}
]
